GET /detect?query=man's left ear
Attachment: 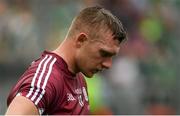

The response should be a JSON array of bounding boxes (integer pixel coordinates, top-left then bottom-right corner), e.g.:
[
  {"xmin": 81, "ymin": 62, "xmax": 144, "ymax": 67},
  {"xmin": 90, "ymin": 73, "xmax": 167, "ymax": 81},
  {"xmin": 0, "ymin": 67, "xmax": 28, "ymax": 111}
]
[{"xmin": 75, "ymin": 33, "xmax": 88, "ymax": 48}]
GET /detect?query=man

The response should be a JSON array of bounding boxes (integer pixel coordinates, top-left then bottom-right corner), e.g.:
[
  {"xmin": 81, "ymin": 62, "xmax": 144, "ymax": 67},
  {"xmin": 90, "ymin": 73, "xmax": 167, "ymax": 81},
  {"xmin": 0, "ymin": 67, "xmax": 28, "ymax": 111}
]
[{"xmin": 6, "ymin": 6, "xmax": 127, "ymax": 115}]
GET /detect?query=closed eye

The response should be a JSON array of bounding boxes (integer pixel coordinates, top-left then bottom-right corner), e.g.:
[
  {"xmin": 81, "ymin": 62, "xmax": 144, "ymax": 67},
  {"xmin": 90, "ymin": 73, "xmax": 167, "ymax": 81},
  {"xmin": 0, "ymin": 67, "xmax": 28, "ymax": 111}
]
[{"xmin": 99, "ymin": 49, "xmax": 115, "ymax": 57}]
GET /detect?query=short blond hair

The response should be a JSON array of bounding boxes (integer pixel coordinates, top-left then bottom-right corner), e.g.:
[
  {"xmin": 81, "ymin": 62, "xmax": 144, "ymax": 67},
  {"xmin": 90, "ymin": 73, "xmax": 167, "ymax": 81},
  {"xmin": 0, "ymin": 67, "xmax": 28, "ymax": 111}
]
[{"xmin": 68, "ymin": 6, "xmax": 127, "ymax": 43}]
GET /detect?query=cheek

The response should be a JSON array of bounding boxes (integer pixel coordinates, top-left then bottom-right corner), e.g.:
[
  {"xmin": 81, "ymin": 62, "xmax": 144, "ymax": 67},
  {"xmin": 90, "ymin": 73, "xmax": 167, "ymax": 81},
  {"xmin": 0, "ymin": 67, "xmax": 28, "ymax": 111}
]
[
  {"xmin": 79, "ymin": 46, "xmax": 101, "ymax": 67},
  {"xmin": 77, "ymin": 51, "xmax": 92, "ymax": 67},
  {"xmin": 79, "ymin": 54, "xmax": 97, "ymax": 69},
  {"xmin": 90, "ymin": 55, "xmax": 103, "ymax": 66}
]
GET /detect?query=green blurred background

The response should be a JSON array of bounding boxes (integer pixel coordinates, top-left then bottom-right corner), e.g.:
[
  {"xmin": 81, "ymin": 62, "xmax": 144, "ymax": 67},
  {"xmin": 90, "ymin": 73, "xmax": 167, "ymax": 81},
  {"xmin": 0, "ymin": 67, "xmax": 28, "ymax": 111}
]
[{"xmin": 0, "ymin": 0, "xmax": 180, "ymax": 115}]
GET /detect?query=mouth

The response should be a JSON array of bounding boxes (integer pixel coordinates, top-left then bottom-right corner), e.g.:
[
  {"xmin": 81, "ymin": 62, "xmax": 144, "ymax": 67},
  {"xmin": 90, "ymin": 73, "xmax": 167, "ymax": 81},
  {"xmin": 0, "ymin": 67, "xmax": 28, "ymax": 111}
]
[{"xmin": 92, "ymin": 69, "xmax": 102, "ymax": 74}]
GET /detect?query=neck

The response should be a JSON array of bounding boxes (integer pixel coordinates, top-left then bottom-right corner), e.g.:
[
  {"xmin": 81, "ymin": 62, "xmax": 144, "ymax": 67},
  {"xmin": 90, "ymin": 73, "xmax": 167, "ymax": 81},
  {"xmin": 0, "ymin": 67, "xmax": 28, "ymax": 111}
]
[{"xmin": 53, "ymin": 39, "xmax": 77, "ymax": 74}]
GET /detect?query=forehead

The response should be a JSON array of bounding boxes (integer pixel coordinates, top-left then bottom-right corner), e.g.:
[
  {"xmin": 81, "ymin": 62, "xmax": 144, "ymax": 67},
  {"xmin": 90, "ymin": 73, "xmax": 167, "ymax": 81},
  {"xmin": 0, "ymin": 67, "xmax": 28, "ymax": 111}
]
[{"xmin": 91, "ymin": 30, "xmax": 120, "ymax": 54}]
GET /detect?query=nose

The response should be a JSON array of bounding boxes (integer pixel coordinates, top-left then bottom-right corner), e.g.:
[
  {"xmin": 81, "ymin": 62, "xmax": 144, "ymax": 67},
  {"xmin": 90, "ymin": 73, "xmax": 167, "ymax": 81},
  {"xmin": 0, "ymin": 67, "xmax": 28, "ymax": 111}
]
[{"xmin": 102, "ymin": 58, "xmax": 112, "ymax": 69}]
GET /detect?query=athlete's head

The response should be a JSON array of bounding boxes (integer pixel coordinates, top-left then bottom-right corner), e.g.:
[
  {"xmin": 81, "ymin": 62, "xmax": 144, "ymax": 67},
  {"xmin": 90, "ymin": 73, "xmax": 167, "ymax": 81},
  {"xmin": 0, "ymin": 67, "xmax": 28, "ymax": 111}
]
[{"xmin": 67, "ymin": 6, "xmax": 127, "ymax": 77}]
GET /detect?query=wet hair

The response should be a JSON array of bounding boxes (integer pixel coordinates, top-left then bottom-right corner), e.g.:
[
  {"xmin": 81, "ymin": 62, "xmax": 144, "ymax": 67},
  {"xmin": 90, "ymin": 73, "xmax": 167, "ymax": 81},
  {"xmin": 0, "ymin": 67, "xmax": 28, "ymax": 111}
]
[{"xmin": 68, "ymin": 6, "xmax": 127, "ymax": 43}]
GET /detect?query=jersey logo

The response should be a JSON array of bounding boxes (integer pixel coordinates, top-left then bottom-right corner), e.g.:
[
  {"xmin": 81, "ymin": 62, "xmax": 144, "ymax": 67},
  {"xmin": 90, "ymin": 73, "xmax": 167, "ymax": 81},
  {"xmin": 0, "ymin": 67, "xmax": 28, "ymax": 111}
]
[
  {"xmin": 82, "ymin": 87, "xmax": 88, "ymax": 101},
  {"xmin": 67, "ymin": 93, "xmax": 76, "ymax": 101},
  {"xmin": 67, "ymin": 87, "xmax": 88, "ymax": 107},
  {"xmin": 78, "ymin": 95, "xmax": 84, "ymax": 107}
]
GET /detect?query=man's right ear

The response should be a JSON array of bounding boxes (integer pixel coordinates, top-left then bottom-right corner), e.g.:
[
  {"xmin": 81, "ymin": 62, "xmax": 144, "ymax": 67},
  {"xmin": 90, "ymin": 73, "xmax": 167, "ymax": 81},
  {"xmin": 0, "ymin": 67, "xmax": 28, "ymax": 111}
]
[{"xmin": 75, "ymin": 33, "xmax": 88, "ymax": 48}]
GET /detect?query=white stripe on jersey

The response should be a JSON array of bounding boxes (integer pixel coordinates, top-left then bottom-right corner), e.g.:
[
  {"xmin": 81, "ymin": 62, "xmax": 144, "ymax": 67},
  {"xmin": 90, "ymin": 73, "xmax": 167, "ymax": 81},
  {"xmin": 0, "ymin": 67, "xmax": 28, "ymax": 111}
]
[
  {"xmin": 35, "ymin": 57, "xmax": 57, "ymax": 105},
  {"xmin": 31, "ymin": 55, "xmax": 52, "ymax": 101},
  {"xmin": 26, "ymin": 55, "xmax": 48, "ymax": 98},
  {"xmin": 38, "ymin": 108, "xmax": 44, "ymax": 115}
]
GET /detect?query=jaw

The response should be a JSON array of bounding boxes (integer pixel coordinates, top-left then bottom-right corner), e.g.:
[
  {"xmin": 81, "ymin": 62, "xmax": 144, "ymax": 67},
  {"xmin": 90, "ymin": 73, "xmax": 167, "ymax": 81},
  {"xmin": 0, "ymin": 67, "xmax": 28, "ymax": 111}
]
[
  {"xmin": 82, "ymin": 70, "xmax": 94, "ymax": 78},
  {"xmin": 85, "ymin": 74, "xmax": 94, "ymax": 78}
]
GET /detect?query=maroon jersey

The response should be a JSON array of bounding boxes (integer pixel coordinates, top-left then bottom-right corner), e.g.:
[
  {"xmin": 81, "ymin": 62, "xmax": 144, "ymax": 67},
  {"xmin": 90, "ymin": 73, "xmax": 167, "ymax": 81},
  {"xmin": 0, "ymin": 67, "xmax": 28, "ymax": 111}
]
[{"xmin": 7, "ymin": 51, "xmax": 90, "ymax": 115}]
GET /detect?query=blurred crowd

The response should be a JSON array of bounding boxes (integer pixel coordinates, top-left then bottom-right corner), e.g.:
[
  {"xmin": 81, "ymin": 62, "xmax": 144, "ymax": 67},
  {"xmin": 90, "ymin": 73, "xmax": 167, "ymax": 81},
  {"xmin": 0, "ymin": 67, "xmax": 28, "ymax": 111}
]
[{"xmin": 0, "ymin": 0, "xmax": 180, "ymax": 115}]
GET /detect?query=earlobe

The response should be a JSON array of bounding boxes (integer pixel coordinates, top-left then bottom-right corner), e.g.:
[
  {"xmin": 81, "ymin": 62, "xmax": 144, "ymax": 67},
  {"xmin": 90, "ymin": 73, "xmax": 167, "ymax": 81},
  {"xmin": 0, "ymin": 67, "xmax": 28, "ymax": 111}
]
[{"xmin": 76, "ymin": 33, "xmax": 88, "ymax": 48}]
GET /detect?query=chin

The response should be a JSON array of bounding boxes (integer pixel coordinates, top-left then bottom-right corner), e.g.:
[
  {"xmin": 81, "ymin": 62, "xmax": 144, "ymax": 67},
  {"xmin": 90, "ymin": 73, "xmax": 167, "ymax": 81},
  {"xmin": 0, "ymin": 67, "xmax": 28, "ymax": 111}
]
[
  {"xmin": 83, "ymin": 72, "xmax": 94, "ymax": 78},
  {"xmin": 86, "ymin": 75, "xmax": 94, "ymax": 78}
]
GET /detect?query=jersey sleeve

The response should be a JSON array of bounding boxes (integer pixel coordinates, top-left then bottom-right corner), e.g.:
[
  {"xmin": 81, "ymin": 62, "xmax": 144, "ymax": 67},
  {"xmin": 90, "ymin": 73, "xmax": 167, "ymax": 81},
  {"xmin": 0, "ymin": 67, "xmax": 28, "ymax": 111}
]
[{"xmin": 13, "ymin": 56, "xmax": 61, "ymax": 114}]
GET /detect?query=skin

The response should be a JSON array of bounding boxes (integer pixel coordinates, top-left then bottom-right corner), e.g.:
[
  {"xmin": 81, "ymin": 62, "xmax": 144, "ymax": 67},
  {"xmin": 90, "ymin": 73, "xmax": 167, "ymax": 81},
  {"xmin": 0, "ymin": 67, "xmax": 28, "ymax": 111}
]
[
  {"xmin": 53, "ymin": 29, "xmax": 120, "ymax": 77},
  {"xmin": 5, "ymin": 95, "xmax": 39, "ymax": 115},
  {"xmin": 5, "ymin": 27, "xmax": 120, "ymax": 115},
  {"xmin": 74, "ymin": 30, "xmax": 120, "ymax": 77}
]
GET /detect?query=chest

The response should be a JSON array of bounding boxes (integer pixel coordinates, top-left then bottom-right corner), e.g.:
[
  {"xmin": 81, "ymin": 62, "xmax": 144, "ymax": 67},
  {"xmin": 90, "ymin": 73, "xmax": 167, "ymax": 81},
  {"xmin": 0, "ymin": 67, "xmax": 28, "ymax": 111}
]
[{"xmin": 52, "ymin": 77, "xmax": 90, "ymax": 115}]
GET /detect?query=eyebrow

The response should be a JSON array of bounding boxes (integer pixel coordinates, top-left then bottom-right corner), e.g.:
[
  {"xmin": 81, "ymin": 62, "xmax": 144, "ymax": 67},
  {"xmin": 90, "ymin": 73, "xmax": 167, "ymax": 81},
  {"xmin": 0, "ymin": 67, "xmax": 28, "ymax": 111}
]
[{"xmin": 100, "ymin": 49, "xmax": 117, "ymax": 57}]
